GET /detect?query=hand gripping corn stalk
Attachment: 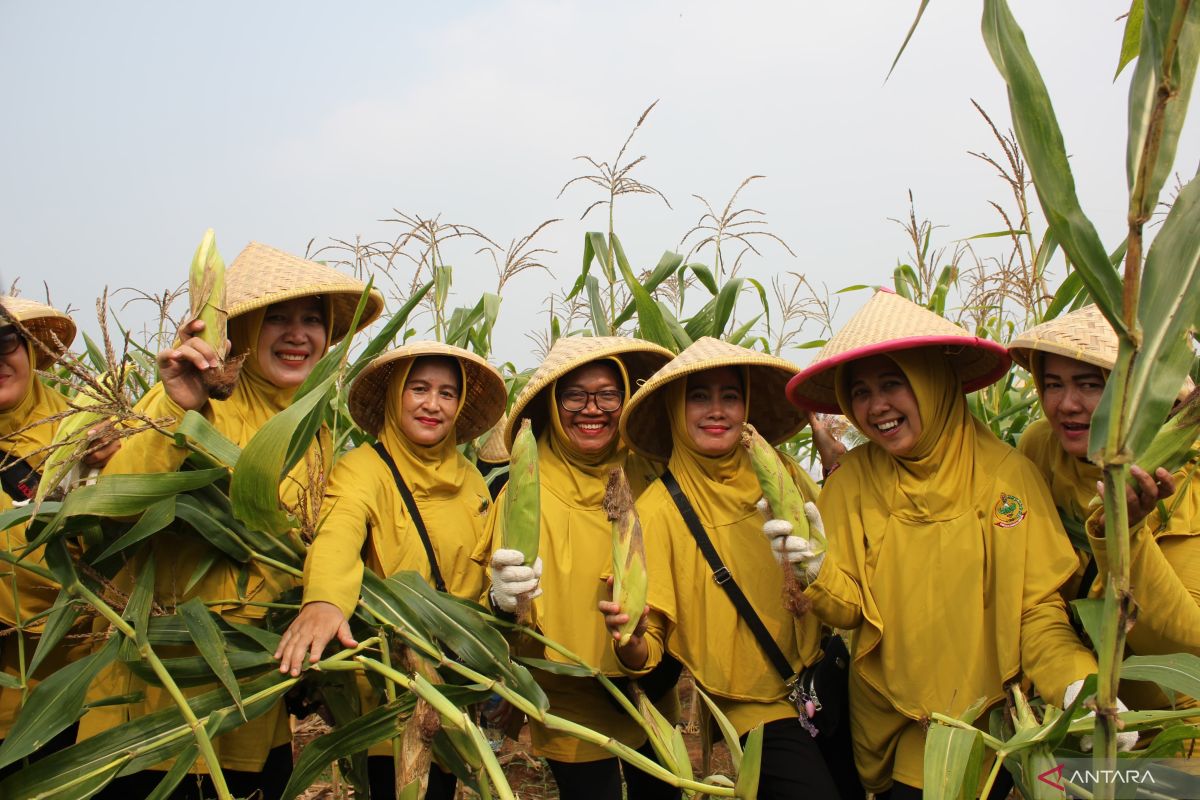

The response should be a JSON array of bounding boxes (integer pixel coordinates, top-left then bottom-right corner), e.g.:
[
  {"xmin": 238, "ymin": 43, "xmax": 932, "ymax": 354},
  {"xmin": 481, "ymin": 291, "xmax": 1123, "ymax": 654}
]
[
  {"xmin": 741, "ymin": 423, "xmax": 826, "ymax": 616},
  {"xmin": 502, "ymin": 418, "xmax": 540, "ymax": 622},
  {"xmin": 183, "ymin": 228, "xmax": 243, "ymax": 400},
  {"xmin": 604, "ymin": 466, "xmax": 647, "ymax": 647}
]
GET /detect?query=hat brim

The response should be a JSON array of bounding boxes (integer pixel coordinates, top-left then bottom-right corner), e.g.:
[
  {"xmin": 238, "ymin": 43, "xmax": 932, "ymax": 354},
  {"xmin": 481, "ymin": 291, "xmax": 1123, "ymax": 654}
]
[{"xmin": 786, "ymin": 335, "xmax": 1012, "ymax": 414}]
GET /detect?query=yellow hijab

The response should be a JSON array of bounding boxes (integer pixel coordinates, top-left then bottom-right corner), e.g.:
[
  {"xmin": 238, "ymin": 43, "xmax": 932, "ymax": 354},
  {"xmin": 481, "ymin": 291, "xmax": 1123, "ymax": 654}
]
[
  {"xmin": 539, "ymin": 357, "xmax": 630, "ymax": 507},
  {"xmin": 377, "ymin": 356, "xmax": 469, "ymax": 499},
  {"xmin": 664, "ymin": 368, "xmax": 761, "ymax": 527},
  {"xmin": 0, "ymin": 341, "xmax": 68, "ymax": 468}
]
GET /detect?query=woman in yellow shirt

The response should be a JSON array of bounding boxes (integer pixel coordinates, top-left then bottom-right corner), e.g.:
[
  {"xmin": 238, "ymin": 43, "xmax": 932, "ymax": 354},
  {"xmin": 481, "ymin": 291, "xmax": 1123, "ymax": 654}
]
[
  {"xmin": 602, "ymin": 336, "xmax": 837, "ymax": 799},
  {"xmin": 480, "ymin": 336, "xmax": 678, "ymax": 800},
  {"xmin": 785, "ymin": 290, "xmax": 1109, "ymax": 798},
  {"xmin": 83, "ymin": 243, "xmax": 381, "ymax": 799},
  {"xmin": 0, "ymin": 296, "xmax": 120, "ymax": 778},
  {"xmin": 1010, "ymin": 306, "xmax": 1197, "ymax": 752},
  {"xmin": 275, "ymin": 341, "xmax": 506, "ymax": 798}
]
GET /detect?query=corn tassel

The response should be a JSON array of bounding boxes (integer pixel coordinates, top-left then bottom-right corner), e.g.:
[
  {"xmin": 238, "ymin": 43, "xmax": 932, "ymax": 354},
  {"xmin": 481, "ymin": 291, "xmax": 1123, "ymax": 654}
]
[
  {"xmin": 184, "ymin": 228, "xmax": 242, "ymax": 400},
  {"xmin": 503, "ymin": 418, "xmax": 540, "ymax": 621},
  {"xmin": 741, "ymin": 423, "xmax": 825, "ymax": 615},
  {"xmin": 1127, "ymin": 386, "xmax": 1200, "ymax": 488},
  {"xmin": 604, "ymin": 467, "xmax": 647, "ymax": 647}
]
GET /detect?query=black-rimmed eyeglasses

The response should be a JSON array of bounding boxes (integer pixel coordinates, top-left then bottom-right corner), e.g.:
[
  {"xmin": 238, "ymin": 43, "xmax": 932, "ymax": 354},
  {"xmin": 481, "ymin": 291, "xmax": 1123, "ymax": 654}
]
[
  {"xmin": 558, "ymin": 388, "xmax": 624, "ymax": 413},
  {"xmin": 0, "ymin": 327, "xmax": 23, "ymax": 357}
]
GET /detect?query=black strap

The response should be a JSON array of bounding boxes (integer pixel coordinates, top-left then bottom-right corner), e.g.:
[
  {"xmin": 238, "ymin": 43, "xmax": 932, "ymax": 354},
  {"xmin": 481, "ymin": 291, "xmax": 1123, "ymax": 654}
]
[
  {"xmin": 660, "ymin": 469, "xmax": 796, "ymax": 686},
  {"xmin": 0, "ymin": 450, "xmax": 39, "ymax": 504},
  {"xmin": 371, "ymin": 442, "xmax": 447, "ymax": 592}
]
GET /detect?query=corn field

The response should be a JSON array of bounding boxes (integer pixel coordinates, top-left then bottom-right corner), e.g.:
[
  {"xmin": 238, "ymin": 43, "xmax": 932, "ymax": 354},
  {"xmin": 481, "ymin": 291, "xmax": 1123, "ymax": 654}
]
[{"xmin": 2, "ymin": 1, "xmax": 1199, "ymax": 799}]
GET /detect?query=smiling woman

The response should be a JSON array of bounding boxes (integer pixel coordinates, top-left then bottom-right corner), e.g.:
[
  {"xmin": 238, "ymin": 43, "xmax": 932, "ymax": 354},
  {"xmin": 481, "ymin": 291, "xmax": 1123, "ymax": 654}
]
[{"xmin": 78, "ymin": 243, "xmax": 382, "ymax": 800}]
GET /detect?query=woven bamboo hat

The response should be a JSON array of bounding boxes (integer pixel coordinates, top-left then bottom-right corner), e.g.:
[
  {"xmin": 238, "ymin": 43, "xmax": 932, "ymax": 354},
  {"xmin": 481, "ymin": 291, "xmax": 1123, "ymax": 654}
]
[
  {"xmin": 621, "ymin": 337, "xmax": 807, "ymax": 462},
  {"xmin": 349, "ymin": 341, "xmax": 506, "ymax": 444},
  {"xmin": 786, "ymin": 290, "xmax": 1011, "ymax": 414},
  {"xmin": 0, "ymin": 296, "xmax": 77, "ymax": 369},
  {"xmin": 1008, "ymin": 305, "xmax": 1116, "ymax": 372},
  {"xmin": 226, "ymin": 243, "xmax": 384, "ymax": 344},
  {"xmin": 504, "ymin": 336, "xmax": 674, "ymax": 449},
  {"xmin": 476, "ymin": 412, "xmax": 510, "ymax": 464}
]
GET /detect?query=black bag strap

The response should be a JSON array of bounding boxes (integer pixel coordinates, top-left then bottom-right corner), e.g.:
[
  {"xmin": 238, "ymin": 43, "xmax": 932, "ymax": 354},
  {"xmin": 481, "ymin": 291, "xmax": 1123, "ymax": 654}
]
[
  {"xmin": 0, "ymin": 449, "xmax": 40, "ymax": 504},
  {"xmin": 660, "ymin": 469, "xmax": 796, "ymax": 686},
  {"xmin": 371, "ymin": 442, "xmax": 447, "ymax": 592}
]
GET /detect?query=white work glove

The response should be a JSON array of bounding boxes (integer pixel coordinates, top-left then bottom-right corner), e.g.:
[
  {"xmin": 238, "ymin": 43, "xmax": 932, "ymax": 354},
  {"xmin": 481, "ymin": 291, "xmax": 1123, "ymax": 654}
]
[
  {"xmin": 758, "ymin": 500, "xmax": 825, "ymax": 584},
  {"xmin": 1063, "ymin": 679, "xmax": 1138, "ymax": 752},
  {"xmin": 489, "ymin": 548, "xmax": 543, "ymax": 613}
]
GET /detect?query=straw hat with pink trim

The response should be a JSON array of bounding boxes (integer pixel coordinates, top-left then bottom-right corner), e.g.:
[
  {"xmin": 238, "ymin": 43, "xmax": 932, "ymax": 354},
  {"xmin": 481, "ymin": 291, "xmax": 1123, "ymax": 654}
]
[{"xmin": 786, "ymin": 289, "xmax": 1011, "ymax": 414}]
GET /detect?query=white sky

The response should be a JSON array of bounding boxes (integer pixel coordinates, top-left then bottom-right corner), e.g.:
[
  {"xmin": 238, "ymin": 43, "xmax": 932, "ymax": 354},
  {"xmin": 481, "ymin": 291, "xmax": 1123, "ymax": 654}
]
[{"xmin": 2, "ymin": 1, "xmax": 1195, "ymax": 368}]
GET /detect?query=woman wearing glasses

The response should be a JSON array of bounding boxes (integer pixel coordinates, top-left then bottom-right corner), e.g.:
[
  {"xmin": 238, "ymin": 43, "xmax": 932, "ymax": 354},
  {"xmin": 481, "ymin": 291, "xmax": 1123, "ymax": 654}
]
[
  {"xmin": 479, "ymin": 337, "xmax": 681, "ymax": 800},
  {"xmin": 0, "ymin": 297, "xmax": 120, "ymax": 776}
]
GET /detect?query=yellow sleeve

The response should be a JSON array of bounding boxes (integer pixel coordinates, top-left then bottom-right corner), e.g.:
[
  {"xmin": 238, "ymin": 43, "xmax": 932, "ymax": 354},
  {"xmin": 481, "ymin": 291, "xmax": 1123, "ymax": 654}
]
[
  {"xmin": 1016, "ymin": 468, "xmax": 1098, "ymax": 703},
  {"xmin": 101, "ymin": 383, "xmax": 192, "ymax": 476},
  {"xmin": 302, "ymin": 452, "xmax": 375, "ymax": 618},
  {"xmin": 615, "ymin": 607, "xmax": 669, "ymax": 677},
  {"xmin": 805, "ymin": 467, "xmax": 865, "ymax": 630}
]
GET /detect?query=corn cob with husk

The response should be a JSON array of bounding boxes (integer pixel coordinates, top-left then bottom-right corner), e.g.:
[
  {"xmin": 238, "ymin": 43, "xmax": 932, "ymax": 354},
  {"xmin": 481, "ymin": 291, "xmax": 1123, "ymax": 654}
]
[
  {"xmin": 741, "ymin": 423, "xmax": 826, "ymax": 615},
  {"xmin": 182, "ymin": 228, "xmax": 242, "ymax": 400},
  {"xmin": 1007, "ymin": 684, "xmax": 1066, "ymax": 800},
  {"xmin": 33, "ymin": 370, "xmax": 124, "ymax": 508},
  {"xmin": 502, "ymin": 418, "xmax": 540, "ymax": 621},
  {"xmin": 1126, "ymin": 385, "xmax": 1200, "ymax": 488},
  {"xmin": 604, "ymin": 466, "xmax": 647, "ymax": 647}
]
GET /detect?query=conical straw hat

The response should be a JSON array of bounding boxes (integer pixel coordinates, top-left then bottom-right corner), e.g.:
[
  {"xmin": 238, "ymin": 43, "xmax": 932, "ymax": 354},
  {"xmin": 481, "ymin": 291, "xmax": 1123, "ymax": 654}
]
[
  {"xmin": 0, "ymin": 296, "xmax": 77, "ymax": 369},
  {"xmin": 786, "ymin": 290, "xmax": 1010, "ymax": 414},
  {"xmin": 1008, "ymin": 305, "xmax": 1117, "ymax": 372},
  {"xmin": 226, "ymin": 242, "xmax": 384, "ymax": 344},
  {"xmin": 621, "ymin": 337, "xmax": 807, "ymax": 462},
  {"xmin": 476, "ymin": 412, "xmax": 511, "ymax": 464},
  {"xmin": 349, "ymin": 341, "xmax": 506, "ymax": 444},
  {"xmin": 504, "ymin": 336, "xmax": 673, "ymax": 449}
]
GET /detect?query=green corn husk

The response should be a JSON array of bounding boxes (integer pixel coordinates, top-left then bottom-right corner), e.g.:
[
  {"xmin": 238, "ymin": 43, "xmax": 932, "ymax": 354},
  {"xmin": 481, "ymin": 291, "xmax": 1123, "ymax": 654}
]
[
  {"xmin": 184, "ymin": 228, "xmax": 241, "ymax": 400},
  {"xmin": 33, "ymin": 371, "xmax": 122, "ymax": 508},
  {"xmin": 1127, "ymin": 386, "xmax": 1200, "ymax": 488},
  {"xmin": 502, "ymin": 419, "xmax": 540, "ymax": 565},
  {"xmin": 741, "ymin": 423, "xmax": 826, "ymax": 614},
  {"xmin": 604, "ymin": 467, "xmax": 647, "ymax": 647},
  {"xmin": 1009, "ymin": 685, "xmax": 1065, "ymax": 800}
]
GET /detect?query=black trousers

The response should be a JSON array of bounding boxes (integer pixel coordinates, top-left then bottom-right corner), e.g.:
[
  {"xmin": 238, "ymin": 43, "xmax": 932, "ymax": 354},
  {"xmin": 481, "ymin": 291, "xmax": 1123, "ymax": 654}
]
[
  {"xmin": 367, "ymin": 757, "xmax": 457, "ymax": 800},
  {"xmin": 93, "ymin": 742, "xmax": 293, "ymax": 799},
  {"xmin": 753, "ymin": 717, "xmax": 843, "ymax": 800},
  {"xmin": 547, "ymin": 739, "xmax": 681, "ymax": 800}
]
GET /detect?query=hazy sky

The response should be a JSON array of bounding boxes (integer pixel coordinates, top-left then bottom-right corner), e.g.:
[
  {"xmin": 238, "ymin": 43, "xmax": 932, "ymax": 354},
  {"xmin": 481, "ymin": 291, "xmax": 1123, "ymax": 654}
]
[{"xmin": 3, "ymin": 1, "xmax": 1195, "ymax": 367}]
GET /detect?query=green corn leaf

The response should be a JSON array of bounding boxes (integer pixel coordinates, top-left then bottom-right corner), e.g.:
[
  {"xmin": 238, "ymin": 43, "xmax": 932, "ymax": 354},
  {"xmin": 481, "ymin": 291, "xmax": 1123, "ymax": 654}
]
[
  {"xmin": 174, "ymin": 494, "xmax": 253, "ymax": 562},
  {"xmin": 174, "ymin": 410, "xmax": 241, "ymax": 469},
  {"xmin": 921, "ymin": 721, "xmax": 984, "ymax": 800},
  {"xmin": 694, "ymin": 684, "xmax": 743, "ymax": 771},
  {"xmin": 656, "ymin": 300, "xmax": 693, "ymax": 351},
  {"xmin": 0, "ymin": 673, "xmax": 20, "ymax": 690},
  {"xmin": 125, "ymin": 651, "xmax": 277, "ymax": 688},
  {"xmin": 610, "ymin": 234, "xmax": 676, "ymax": 349},
  {"xmin": 1070, "ymin": 598, "xmax": 1105, "ymax": 647},
  {"xmin": 282, "ymin": 699, "xmax": 415, "ymax": 799},
  {"xmin": 27, "ymin": 590, "xmax": 80, "ymax": 676},
  {"xmin": 1126, "ymin": 0, "xmax": 1199, "ymax": 218},
  {"xmin": 515, "ymin": 656, "xmax": 596, "ymax": 678},
  {"xmin": 586, "ymin": 274, "xmax": 612, "ymax": 336},
  {"xmin": 981, "ymin": 0, "xmax": 1127, "ymax": 334},
  {"xmin": 230, "ymin": 374, "xmax": 335, "ymax": 536},
  {"xmin": 613, "ymin": 251, "xmax": 683, "ymax": 327},
  {"xmin": 712, "ymin": 277, "xmax": 745, "ymax": 340},
  {"xmin": 1121, "ymin": 653, "xmax": 1200, "ymax": 699},
  {"xmin": 1116, "ymin": 0, "xmax": 1145, "ymax": 79},
  {"xmin": 887, "ymin": 0, "xmax": 932, "ymax": 81},
  {"xmin": 684, "ymin": 297, "xmax": 718, "ymax": 340},
  {"xmin": 25, "ymin": 470, "xmax": 225, "ymax": 554},
  {"xmin": 344, "ymin": 280, "xmax": 433, "ymax": 383},
  {"xmin": 177, "ymin": 598, "xmax": 246, "ymax": 719},
  {"xmin": 588, "ymin": 231, "xmax": 614, "ymax": 283},
  {"xmin": 0, "ymin": 637, "xmax": 118, "ymax": 769},
  {"xmin": 89, "ymin": 495, "xmax": 176, "ymax": 564},
  {"xmin": 119, "ymin": 552, "xmax": 156, "ymax": 662},
  {"xmin": 689, "ymin": 263, "xmax": 719, "ymax": 295},
  {"xmin": 734, "ymin": 722, "xmax": 763, "ymax": 799},
  {"xmin": 143, "ymin": 744, "xmax": 199, "ymax": 800}
]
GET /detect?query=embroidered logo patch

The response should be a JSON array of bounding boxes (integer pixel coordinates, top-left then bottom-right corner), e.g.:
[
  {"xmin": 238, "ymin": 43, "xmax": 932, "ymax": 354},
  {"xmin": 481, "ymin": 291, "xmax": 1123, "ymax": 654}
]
[{"xmin": 994, "ymin": 493, "xmax": 1027, "ymax": 528}]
